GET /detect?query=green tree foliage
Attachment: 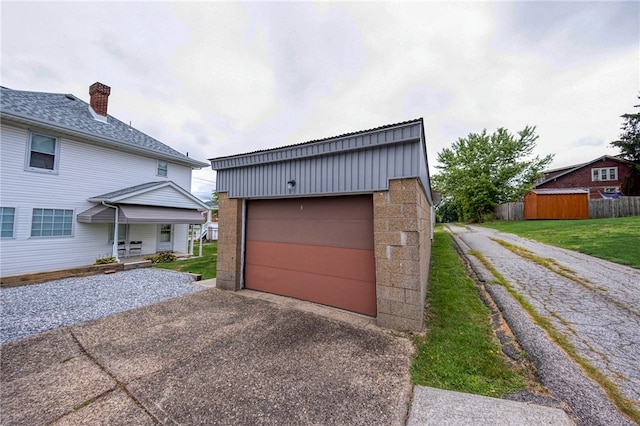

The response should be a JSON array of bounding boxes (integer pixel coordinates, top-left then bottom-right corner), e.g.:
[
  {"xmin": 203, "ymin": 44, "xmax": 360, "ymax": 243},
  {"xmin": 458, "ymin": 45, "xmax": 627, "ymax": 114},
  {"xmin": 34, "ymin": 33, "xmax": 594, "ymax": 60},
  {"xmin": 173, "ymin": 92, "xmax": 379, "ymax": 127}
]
[
  {"xmin": 433, "ymin": 126, "xmax": 553, "ymax": 222},
  {"xmin": 611, "ymin": 96, "xmax": 640, "ymax": 172}
]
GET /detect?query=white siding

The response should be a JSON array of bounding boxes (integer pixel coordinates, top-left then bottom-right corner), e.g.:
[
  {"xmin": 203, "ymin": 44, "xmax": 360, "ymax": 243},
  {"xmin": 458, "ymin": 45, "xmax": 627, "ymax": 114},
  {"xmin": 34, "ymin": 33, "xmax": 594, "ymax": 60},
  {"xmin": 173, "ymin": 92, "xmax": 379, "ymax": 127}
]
[
  {"xmin": 0, "ymin": 124, "xmax": 197, "ymax": 276},
  {"xmin": 126, "ymin": 186, "xmax": 204, "ymax": 209}
]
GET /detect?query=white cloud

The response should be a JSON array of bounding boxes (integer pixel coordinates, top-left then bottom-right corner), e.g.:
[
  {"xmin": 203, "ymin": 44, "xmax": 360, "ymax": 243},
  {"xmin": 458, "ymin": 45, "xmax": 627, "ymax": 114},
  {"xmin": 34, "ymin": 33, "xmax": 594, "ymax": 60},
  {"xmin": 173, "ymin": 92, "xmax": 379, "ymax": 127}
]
[{"xmin": 2, "ymin": 1, "xmax": 638, "ymax": 195}]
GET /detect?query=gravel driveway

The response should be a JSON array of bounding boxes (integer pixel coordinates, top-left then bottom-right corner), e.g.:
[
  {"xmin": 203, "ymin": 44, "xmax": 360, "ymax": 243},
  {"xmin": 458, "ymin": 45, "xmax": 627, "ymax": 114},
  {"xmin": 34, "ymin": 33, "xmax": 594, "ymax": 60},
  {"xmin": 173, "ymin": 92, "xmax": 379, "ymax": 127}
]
[
  {"xmin": 447, "ymin": 224, "xmax": 640, "ymax": 414},
  {"xmin": 1, "ymin": 269, "xmax": 203, "ymax": 344}
]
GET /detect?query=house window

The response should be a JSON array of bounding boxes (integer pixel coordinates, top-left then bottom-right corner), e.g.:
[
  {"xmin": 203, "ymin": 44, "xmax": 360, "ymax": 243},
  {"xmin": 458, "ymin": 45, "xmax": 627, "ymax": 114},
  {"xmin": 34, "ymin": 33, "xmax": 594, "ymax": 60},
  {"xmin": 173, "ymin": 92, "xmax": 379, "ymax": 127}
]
[
  {"xmin": 31, "ymin": 208, "xmax": 73, "ymax": 237},
  {"xmin": 27, "ymin": 132, "xmax": 59, "ymax": 172},
  {"xmin": 157, "ymin": 160, "xmax": 168, "ymax": 177},
  {"xmin": 592, "ymin": 167, "xmax": 616, "ymax": 182},
  {"xmin": 107, "ymin": 223, "xmax": 129, "ymax": 243},
  {"xmin": 0, "ymin": 207, "xmax": 16, "ymax": 238}
]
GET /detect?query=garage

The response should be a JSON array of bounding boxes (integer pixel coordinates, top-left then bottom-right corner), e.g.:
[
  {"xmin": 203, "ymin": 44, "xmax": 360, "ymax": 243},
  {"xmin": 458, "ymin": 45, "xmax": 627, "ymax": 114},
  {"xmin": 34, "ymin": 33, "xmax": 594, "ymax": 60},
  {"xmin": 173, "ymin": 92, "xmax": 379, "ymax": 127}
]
[
  {"xmin": 245, "ymin": 195, "xmax": 376, "ymax": 316},
  {"xmin": 210, "ymin": 119, "xmax": 434, "ymax": 331}
]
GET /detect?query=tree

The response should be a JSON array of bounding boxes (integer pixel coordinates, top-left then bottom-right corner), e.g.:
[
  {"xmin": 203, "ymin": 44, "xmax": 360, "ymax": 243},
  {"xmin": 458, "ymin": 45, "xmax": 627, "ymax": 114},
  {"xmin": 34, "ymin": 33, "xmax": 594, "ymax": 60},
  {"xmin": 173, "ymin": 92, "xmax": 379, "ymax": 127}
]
[
  {"xmin": 611, "ymin": 96, "xmax": 640, "ymax": 172},
  {"xmin": 433, "ymin": 126, "xmax": 553, "ymax": 222},
  {"xmin": 210, "ymin": 191, "xmax": 219, "ymax": 219}
]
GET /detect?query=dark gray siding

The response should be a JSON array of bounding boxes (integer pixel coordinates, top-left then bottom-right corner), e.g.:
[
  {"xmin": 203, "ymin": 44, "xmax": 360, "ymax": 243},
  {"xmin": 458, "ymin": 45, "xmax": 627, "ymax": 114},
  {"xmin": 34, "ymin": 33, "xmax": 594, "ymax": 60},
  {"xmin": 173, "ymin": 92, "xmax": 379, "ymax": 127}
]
[{"xmin": 211, "ymin": 120, "xmax": 432, "ymax": 200}]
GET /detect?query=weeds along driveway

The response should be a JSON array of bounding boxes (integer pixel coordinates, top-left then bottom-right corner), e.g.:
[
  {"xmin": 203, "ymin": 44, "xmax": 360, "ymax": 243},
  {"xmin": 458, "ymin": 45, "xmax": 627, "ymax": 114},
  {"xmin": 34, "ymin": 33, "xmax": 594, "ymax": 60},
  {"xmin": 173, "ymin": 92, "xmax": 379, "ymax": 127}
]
[
  {"xmin": 1, "ymin": 288, "xmax": 413, "ymax": 425},
  {"xmin": 448, "ymin": 224, "xmax": 640, "ymax": 413}
]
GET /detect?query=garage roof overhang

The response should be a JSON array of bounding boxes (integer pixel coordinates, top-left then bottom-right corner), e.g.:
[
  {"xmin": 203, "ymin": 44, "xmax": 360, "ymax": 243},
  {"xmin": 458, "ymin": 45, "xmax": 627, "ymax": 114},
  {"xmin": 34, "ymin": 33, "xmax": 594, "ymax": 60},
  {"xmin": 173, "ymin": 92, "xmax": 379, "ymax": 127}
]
[{"xmin": 210, "ymin": 118, "xmax": 433, "ymax": 205}]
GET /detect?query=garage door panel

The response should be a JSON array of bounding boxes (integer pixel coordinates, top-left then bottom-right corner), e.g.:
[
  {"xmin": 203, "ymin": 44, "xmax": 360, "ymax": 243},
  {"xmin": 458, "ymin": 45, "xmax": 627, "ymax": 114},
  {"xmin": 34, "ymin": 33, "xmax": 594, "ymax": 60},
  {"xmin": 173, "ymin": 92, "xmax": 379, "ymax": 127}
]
[
  {"xmin": 245, "ymin": 264, "xmax": 377, "ymax": 316},
  {"xmin": 245, "ymin": 195, "xmax": 376, "ymax": 317},
  {"xmin": 247, "ymin": 196, "xmax": 373, "ymax": 221},
  {"xmin": 246, "ymin": 240, "xmax": 376, "ymax": 283},
  {"xmin": 246, "ymin": 219, "xmax": 373, "ymax": 250}
]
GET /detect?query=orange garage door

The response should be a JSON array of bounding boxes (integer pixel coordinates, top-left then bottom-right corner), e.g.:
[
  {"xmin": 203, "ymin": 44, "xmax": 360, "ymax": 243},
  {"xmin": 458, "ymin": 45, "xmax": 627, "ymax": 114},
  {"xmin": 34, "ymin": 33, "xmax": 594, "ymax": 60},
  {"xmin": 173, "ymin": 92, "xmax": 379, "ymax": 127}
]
[{"xmin": 245, "ymin": 195, "xmax": 376, "ymax": 316}]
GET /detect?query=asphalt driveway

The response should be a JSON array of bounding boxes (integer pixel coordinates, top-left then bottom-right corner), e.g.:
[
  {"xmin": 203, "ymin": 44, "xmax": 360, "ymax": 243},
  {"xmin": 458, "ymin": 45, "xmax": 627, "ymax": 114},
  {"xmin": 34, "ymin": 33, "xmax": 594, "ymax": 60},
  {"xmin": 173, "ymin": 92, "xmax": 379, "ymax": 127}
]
[
  {"xmin": 447, "ymin": 224, "xmax": 640, "ymax": 423},
  {"xmin": 1, "ymin": 288, "xmax": 413, "ymax": 425}
]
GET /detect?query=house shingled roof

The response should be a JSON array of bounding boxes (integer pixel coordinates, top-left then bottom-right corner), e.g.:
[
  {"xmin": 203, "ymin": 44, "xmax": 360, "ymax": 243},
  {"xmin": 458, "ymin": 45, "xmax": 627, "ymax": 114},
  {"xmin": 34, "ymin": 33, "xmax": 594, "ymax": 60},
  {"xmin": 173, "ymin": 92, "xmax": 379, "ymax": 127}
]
[
  {"xmin": 535, "ymin": 155, "xmax": 633, "ymax": 187},
  {"xmin": 0, "ymin": 86, "xmax": 208, "ymax": 168}
]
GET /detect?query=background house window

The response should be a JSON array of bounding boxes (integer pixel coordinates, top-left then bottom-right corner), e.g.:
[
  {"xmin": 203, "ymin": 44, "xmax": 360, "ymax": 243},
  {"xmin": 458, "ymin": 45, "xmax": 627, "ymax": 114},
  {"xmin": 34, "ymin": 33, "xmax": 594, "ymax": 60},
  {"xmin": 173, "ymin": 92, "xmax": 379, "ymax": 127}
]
[
  {"xmin": 0, "ymin": 207, "xmax": 16, "ymax": 238},
  {"xmin": 593, "ymin": 169, "xmax": 599, "ymax": 181},
  {"xmin": 31, "ymin": 208, "xmax": 73, "ymax": 237},
  {"xmin": 609, "ymin": 168, "xmax": 617, "ymax": 180},
  {"xmin": 157, "ymin": 160, "xmax": 168, "ymax": 177},
  {"xmin": 27, "ymin": 133, "xmax": 59, "ymax": 172},
  {"xmin": 600, "ymin": 168, "xmax": 608, "ymax": 180}
]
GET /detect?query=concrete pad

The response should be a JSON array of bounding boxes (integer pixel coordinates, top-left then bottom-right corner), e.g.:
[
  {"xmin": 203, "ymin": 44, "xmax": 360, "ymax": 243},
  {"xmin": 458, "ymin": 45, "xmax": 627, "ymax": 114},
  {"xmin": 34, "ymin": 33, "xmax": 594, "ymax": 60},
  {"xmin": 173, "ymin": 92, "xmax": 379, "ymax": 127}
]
[
  {"xmin": 54, "ymin": 389, "xmax": 155, "ymax": 426},
  {"xmin": 127, "ymin": 306, "xmax": 413, "ymax": 425},
  {"xmin": 2, "ymin": 289, "xmax": 413, "ymax": 425},
  {"xmin": 1, "ymin": 354, "xmax": 116, "ymax": 425},
  {"xmin": 1, "ymin": 328, "xmax": 82, "ymax": 381},
  {"xmin": 197, "ymin": 277, "xmax": 216, "ymax": 288},
  {"xmin": 407, "ymin": 386, "xmax": 574, "ymax": 426},
  {"xmin": 239, "ymin": 288, "xmax": 377, "ymax": 328}
]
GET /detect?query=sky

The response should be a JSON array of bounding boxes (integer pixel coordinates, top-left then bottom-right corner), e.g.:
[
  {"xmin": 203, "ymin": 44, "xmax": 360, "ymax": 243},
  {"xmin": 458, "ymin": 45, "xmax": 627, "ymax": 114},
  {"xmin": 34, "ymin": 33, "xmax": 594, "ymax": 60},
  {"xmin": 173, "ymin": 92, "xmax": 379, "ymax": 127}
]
[{"xmin": 1, "ymin": 1, "xmax": 638, "ymax": 201}]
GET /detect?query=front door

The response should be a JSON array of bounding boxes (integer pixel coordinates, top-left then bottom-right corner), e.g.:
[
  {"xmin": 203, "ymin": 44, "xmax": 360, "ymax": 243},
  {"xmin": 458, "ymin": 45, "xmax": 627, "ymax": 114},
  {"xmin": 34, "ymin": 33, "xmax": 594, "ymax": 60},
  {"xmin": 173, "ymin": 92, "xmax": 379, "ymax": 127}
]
[{"xmin": 157, "ymin": 224, "xmax": 173, "ymax": 252}]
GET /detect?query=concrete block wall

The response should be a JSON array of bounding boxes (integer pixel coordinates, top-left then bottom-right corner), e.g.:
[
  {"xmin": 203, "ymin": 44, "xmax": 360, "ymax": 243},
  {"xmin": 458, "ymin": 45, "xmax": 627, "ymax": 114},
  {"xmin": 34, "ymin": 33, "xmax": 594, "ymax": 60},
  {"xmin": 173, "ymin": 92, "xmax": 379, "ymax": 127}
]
[
  {"xmin": 216, "ymin": 192, "xmax": 243, "ymax": 291},
  {"xmin": 374, "ymin": 178, "xmax": 432, "ymax": 331}
]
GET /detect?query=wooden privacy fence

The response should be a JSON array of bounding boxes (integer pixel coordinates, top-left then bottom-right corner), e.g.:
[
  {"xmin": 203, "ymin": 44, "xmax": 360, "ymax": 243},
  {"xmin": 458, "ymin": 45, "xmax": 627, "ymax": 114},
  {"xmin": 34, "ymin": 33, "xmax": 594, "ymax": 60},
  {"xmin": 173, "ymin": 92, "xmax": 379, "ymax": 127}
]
[
  {"xmin": 496, "ymin": 197, "xmax": 640, "ymax": 220},
  {"xmin": 495, "ymin": 202, "xmax": 524, "ymax": 221},
  {"xmin": 589, "ymin": 197, "xmax": 640, "ymax": 219}
]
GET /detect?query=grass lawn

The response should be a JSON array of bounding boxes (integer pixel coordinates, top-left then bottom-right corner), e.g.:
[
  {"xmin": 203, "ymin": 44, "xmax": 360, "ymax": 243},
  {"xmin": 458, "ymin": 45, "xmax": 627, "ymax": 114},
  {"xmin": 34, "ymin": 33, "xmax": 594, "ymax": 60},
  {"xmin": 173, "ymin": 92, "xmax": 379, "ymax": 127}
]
[
  {"xmin": 153, "ymin": 242, "xmax": 218, "ymax": 279},
  {"xmin": 411, "ymin": 228, "xmax": 528, "ymax": 396},
  {"xmin": 481, "ymin": 217, "xmax": 640, "ymax": 269}
]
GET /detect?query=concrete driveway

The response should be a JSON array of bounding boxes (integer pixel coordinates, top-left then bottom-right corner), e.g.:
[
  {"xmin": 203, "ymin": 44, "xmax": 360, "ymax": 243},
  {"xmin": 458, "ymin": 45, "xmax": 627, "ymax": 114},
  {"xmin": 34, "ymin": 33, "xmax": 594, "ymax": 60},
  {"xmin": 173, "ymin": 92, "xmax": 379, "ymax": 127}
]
[
  {"xmin": 1, "ymin": 288, "xmax": 413, "ymax": 425},
  {"xmin": 447, "ymin": 224, "xmax": 640, "ymax": 423}
]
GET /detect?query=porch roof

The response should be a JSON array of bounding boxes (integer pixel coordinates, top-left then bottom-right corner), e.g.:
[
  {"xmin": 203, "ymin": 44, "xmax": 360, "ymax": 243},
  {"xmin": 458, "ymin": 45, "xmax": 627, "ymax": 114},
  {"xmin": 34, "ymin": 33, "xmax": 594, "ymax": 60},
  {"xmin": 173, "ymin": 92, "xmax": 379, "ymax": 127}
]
[{"xmin": 77, "ymin": 204, "xmax": 206, "ymax": 224}]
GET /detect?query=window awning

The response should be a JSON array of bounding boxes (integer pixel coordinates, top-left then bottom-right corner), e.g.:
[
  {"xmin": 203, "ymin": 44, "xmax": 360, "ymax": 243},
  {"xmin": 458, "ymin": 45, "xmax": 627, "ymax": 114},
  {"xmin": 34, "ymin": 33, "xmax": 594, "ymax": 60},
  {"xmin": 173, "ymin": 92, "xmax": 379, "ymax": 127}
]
[{"xmin": 77, "ymin": 204, "xmax": 206, "ymax": 224}]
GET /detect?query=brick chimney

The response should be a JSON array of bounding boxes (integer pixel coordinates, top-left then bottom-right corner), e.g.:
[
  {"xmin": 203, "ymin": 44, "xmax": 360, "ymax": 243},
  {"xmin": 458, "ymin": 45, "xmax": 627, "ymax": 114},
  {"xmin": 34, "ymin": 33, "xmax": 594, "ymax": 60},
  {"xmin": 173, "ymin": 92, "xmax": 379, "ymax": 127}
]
[{"xmin": 89, "ymin": 82, "xmax": 111, "ymax": 117}]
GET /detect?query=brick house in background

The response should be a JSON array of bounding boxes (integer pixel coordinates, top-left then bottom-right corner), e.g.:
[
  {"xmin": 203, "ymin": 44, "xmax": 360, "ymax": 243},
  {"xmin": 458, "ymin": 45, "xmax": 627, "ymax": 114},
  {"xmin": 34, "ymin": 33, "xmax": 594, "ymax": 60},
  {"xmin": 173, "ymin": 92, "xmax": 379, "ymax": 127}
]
[
  {"xmin": 534, "ymin": 155, "xmax": 639, "ymax": 199},
  {"xmin": 210, "ymin": 119, "xmax": 434, "ymax": 332}
]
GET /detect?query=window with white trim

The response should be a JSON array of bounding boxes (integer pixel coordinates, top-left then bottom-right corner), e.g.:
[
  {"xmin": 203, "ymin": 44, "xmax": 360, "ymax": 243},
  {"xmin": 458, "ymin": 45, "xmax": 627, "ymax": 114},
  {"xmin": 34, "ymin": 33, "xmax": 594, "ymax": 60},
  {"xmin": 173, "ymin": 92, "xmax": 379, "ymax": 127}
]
[
  {"xmin": 0, "ymin": 207, "xmax": 16, "ymax": 238},
  {"xmin": 27, "ymin": 132, "xmax": 59, "ymax": 172},
  {"xmin": 592, "ymin": 167, "xmax": 618, "ymax": 181},
  {"xmin": 31, "ymin": 208, "xmax": 73, "ymax": 237},
  {"xmin": 157, "ymin": 160, "xmax": 168, "ymax": 177}
]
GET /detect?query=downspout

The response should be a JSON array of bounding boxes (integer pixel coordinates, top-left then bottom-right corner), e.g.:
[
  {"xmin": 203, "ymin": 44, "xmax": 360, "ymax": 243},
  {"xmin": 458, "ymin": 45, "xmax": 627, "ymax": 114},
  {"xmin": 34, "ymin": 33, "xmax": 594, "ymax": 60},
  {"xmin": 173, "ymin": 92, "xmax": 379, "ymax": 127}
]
[
  {"xmin": 189, "ymin": 224, "xmax": 194, "ymax": 256},
  {"xmin": 200, "ymin": 211, "xmax": 207, "ymax": 257},
  {"xmin": 102, "ymin": 201, "xmax": 120, "ymax": 263}
]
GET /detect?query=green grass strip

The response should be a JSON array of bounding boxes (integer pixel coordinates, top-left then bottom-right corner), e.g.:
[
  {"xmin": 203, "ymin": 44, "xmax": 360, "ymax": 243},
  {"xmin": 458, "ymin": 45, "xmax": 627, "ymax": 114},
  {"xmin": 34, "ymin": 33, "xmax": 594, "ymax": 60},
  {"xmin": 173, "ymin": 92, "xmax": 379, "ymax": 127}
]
[
  {"xmin": 154, "ymin": 242, "xmax": 218, "ymax": 279},
  {"xmin": 411, "ymin": 229, "xmax": 527, "ymax": 397},
  {"xmin": 482, "ymin": 217, "xmax": 640, "ymax": 269},
  {"xmin": 469, "ymin": 249, "xmax": 640, "ymax": 422}
]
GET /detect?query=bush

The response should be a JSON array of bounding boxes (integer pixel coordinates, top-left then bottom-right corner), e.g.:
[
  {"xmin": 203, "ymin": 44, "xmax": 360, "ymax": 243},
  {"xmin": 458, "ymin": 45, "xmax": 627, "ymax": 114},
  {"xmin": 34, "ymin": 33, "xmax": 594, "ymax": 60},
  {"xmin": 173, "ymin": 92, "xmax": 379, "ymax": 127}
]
[
  {"xmin": 144, "ymin": 252, "xmax": 177, "ymax": 264},
  {"xmin": 94, "ymin": 256, "xmax": 116, "ymax": 265}
]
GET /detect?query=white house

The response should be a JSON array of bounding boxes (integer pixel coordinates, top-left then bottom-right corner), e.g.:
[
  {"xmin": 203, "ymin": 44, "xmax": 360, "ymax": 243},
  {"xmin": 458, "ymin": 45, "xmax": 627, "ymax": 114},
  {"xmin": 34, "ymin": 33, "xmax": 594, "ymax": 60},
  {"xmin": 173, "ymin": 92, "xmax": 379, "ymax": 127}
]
[{"xmin": 0, "ymin": 82, "xmax": 210, "ymax": 277}]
